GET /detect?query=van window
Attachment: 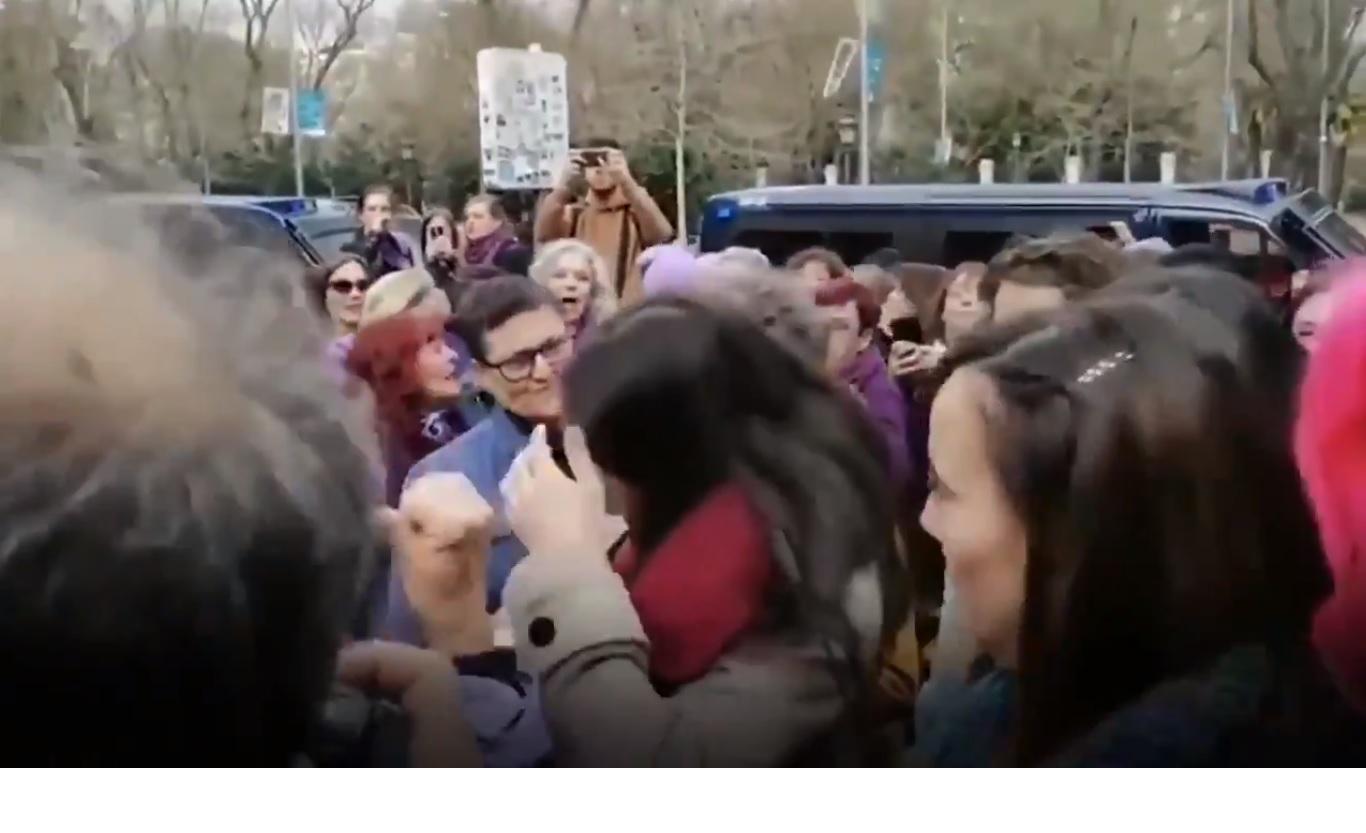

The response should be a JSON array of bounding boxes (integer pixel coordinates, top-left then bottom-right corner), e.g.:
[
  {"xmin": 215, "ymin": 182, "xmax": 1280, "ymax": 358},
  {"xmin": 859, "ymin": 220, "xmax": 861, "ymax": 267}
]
[
  {"xmin": 942, "ymin": 230, "xmax": 1018, "ymax": 265},
  {"xmin": 732, "ymin": 229, "xmax": 823, "ymax": 265},
  {"xmin": 732, "ymin": 229, "xmax": 892, "ymax": 267}
]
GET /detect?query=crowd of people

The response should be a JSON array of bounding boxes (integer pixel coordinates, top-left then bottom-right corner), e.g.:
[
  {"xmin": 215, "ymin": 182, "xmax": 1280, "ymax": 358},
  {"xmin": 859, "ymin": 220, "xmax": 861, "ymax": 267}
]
[{"xmin": 4, "ymin": 140, "xmax": 1366, "ymax": 767}]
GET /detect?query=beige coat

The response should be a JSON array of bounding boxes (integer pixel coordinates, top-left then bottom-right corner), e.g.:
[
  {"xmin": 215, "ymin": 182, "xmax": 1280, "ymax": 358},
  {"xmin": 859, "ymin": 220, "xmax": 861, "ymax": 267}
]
[
  {"xmin": 534, "ymin": 184, "xmax": 673, "ymax": 306},
  {"xmin": 502, "ymin": 553, "xmax": 881, "ymax": 766}
]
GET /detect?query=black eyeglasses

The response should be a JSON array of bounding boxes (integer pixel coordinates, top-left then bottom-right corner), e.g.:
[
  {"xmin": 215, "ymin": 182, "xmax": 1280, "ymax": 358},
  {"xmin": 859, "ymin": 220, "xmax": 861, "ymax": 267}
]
[
  {"xmin": 483, "ymin": 335, "xmax": 572, "ymax": 382},
  {"xmin": 328, "ymin": 279, "xmax": 370, "ymax": 295},
  {"xmin": 428, "ymin": 225, "xmax": 449, "ymax": 240}
]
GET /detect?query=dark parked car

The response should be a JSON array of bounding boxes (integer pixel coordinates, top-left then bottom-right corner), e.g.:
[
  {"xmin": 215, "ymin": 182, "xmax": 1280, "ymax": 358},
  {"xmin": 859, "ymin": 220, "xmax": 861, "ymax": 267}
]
[
  {"xmin": 294, "ymin": 205, "xmax": 363, "ymax": 264},
  {"xmin": 112, "ymin": 194, "xmax": 323, "ymax": 268}
]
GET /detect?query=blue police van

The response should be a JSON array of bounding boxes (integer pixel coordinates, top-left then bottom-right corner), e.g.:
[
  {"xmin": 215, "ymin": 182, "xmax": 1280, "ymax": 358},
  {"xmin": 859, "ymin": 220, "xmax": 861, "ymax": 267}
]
[{"xmin": 700, "ymin": 179, "xmax": 1365, "ymax": 291}]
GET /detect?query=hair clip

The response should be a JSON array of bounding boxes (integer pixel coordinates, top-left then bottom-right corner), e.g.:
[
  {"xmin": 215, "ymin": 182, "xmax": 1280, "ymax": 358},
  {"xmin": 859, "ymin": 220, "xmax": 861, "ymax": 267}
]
[{"xmin": 1076, "ymin": 350, "xmax": 1135, "ymax": 385}]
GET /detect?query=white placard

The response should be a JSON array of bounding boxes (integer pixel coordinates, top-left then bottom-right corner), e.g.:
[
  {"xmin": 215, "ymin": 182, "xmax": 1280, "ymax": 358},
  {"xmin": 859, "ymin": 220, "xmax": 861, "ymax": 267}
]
[
  {"xmin": 477, "ymin": 48, "xmax": 570, "ymax": 191},
  {"xmin": 261, "ymin": 87, "xmax": 290, "ymax": 136},
  {"xmin": 1160, "ymin": 151, "xmax": 1178, "ymax": 184},
  {"xmin": 1064, "ymin": 154, "xmax": 1082, "ymax": 184}
]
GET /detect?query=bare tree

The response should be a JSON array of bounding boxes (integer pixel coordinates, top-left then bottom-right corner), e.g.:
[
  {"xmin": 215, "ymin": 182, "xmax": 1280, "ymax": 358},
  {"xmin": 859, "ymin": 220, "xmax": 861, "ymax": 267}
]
[
  {"xmin": 296, "ymin": 0, "xmax": 376, "ymax": 91},
  {"xmin": 236, "ymin": 0, "xmax": 282, "ymax": 139},
  {"xmin": 1246, "ymin": 0, "xmax": 1366, "ymax": 198}
]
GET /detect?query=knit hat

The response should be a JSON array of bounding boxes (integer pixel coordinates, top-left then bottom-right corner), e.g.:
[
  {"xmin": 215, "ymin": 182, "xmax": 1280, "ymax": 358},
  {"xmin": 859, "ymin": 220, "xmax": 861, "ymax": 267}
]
[
  {"xmin": 696, "ymin": 246, "xmax": 770, "ymax": 275},
  {"xmin": 642, "ymin": 245, "xmax": 702, "ymax": 297},
  {"xmin": 359, "ymin": 267, "xmax": 452, "ymax": 329}
]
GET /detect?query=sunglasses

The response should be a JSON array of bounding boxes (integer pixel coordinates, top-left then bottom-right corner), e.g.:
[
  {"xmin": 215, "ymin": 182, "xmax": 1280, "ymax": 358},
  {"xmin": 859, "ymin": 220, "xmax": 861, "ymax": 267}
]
[
  {"xmin": 428, "ymin": 225, "xmax": 449, "ymax": 240},
  {"xmin": 328, "ymin": 279, "xmax": 370, "ymax": 295}
]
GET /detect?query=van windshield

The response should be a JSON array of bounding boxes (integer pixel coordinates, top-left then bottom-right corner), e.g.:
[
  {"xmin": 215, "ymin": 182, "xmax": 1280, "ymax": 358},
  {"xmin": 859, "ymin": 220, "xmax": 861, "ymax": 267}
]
[{"xmin": 1281, "ymin": 191, "xmax": 1366, "ymax": 256}]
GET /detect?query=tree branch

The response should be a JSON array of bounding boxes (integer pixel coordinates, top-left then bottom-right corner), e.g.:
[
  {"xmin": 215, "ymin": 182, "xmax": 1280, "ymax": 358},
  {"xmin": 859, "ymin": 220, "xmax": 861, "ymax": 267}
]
[
  {"xmin": 1327, "ymin": 8, "xmax": 1366, "ymax": 91},
  {"xmin": 1335, "ymin": 43, "xmax": 1366, "ymax": 95},
  {"xmin": 1247, "ymin": 0, "xmax": 1278, "ymax": 91},
  {"xmin": 310, "ymin": 0, "xmax": 376, "ymax": 90},
  {"xmin": 1273, "ymin": 0, "xmax": 1307, "ymax": 89}
]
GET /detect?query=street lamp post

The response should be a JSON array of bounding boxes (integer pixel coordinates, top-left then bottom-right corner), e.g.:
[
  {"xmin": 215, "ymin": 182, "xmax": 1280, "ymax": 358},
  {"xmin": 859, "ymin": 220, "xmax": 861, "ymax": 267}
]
[
  {"xmin": 400, "ymin": 141, "xmax": 416, "ymax": 208},
  {"xmin": 938, "ymin": 0, "xmax": 950, "ymax": 164},
  {"xmin": 1318, "ymin": 0, "xmax": 1333, "ymax": 195},
  {"xmin": 837, "ymin": 115, "xmax": 858, "ymax": 184},
  {"xmin": 287, "ymin": 0, "xmax": 303, "ymax": 197},
  {"xmin": 858, "ymin": 0, "xmax": 871, "ymax": 184},
  {"xmin": 1220, "ymin": 0, "xmax": 1235, "ymax": 180}
]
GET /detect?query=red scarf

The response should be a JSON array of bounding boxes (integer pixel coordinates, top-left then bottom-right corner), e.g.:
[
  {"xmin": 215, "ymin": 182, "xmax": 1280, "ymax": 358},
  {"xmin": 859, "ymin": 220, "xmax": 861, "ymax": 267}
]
[{"xmin": 614, "ymin": 484, "xmax": 774, "ymax": 687}]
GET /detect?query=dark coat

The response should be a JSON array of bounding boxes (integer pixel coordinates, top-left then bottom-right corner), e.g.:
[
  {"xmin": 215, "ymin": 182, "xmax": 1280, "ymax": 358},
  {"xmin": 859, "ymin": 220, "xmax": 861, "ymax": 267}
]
[{"xmin": 911, "ymin": 644, "xmax": 1366, "ymax": 766}]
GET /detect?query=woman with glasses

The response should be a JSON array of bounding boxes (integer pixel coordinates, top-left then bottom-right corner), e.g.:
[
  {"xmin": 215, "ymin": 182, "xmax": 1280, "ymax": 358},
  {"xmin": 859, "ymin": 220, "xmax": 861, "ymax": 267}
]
[
  {"xmin": 304, "ymin": 255, "xmax": 374, "ymax": 388},
  {"xmin": 305, "ymin": 254, "xmax": 372, "ymax": 337},
  {"xmin": 530, "ymin": 239, "xmax": 619, "ymax": 345},
  {"xmin": 396, "ymin": 276, "xmax": 577, "ymax": 621}
]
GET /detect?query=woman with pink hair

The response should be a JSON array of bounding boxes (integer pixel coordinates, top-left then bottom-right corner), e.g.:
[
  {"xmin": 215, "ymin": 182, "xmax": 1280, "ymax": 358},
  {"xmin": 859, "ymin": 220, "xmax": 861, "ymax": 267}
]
[{"xmin": 1296, "ymin": 268, "xmax": 1366, "ymax": 711}]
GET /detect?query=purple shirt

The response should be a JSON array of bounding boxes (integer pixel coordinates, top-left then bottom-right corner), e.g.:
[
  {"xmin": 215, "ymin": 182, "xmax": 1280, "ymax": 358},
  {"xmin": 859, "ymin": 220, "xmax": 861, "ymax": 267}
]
[{"xmin": 842, "ymin": 346, "xmax": 911, "ymax": 488}]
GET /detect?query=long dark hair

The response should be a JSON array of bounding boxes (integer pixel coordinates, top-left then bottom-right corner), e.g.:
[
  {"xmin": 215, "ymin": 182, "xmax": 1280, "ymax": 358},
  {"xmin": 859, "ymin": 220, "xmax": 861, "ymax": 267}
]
[
  {"xmin": 948, "ymin": 292, "xmax": 1330, "ymax": 763},
  {"xmin": 565, "ymin": 296, "xmax": 905, "ymax": 688}
]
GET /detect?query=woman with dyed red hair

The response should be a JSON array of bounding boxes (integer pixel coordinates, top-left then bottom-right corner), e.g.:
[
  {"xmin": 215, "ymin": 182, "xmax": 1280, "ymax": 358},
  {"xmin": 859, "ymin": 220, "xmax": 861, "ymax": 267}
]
[
  {"xmin": 346, "ymin": 312, "xmax": 468, "ymax": 507},
  {"xmin": 815, "ymin": 276, "xmax": 910, "ymax": 490}
]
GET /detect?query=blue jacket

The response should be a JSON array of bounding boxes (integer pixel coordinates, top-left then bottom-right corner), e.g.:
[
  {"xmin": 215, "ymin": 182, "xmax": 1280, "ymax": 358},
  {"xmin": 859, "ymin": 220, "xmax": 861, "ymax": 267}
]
[{"xmin": 382, "ymin": 407, "xmax": 531, "ymax": 649}]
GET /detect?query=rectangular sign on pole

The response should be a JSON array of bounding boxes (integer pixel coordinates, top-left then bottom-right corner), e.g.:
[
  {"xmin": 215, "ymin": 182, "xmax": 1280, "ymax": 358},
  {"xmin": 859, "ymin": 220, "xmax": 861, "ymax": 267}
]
[
  {"xmin": 260, "ymin": 87, "xmax": 290, "ymax": 136},
  {"xmin": 477, "ymin": 47, "xmax": 570, "ymax": 190},
  {"xmin": 297, "ymin": 90, "xmax": 327, "ymax": 137},
  {"xmin": 866, "ymin": 37, "xmax": 886, "ymax": 101},
  {"xmin": 823, "ymin": 37, "xmax": 860, "ymax": 99}
]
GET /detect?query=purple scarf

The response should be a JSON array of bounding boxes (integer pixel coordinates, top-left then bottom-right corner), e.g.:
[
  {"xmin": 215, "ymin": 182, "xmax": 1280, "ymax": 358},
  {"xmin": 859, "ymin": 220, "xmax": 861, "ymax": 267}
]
[{"xmin": 465, "ymin": 227, "xmax": 518, "ymax": 267}]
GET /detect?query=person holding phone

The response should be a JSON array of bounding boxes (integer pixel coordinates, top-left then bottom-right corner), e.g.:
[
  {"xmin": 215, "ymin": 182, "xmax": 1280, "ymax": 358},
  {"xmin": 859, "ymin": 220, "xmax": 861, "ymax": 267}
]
[
  {"xmin": 420, "ymin": 207, "xmax": 464, "ymax": 289},
  {"xmin": 534, "ymin": 138, "xmax": 673, "ymax": 307},
  {"xmin": 345, "ymin": 183, "xmax": 419, "ymax": 277}
]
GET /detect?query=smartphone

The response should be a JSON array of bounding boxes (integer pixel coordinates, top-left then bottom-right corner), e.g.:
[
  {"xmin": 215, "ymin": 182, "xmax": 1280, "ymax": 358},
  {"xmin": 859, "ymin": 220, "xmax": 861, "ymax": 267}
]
[
  {"xmin": 544, "ymin": 424, "xmax": 576, "ymax": 481},
  {"xmin": 889, "ymin": 317, "xmax": 924, "ymax": 346},
  {"xmin": 575, "ymin": 148, "xmax": 608, "ymax": 168}
]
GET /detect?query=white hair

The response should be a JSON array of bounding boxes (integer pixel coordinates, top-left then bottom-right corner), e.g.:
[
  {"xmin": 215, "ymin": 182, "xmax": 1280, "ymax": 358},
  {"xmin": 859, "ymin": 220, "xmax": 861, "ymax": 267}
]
[
  {"xmin": 530, "ymin": 238, "xmax": 619, "ymax": 324},
  {"xmin": 696, "ymin": 246, "xmax": 770, "ymax": 275},
  {"xmin": 694, "ymin": 266, "xmax": 828, "ymax": 367}
]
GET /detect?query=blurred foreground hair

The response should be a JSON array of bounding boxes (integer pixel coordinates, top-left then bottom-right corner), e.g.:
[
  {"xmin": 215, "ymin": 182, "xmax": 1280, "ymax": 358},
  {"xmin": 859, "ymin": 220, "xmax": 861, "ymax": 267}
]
[{"xmin": 0, "ymin": 166, "xmax": 378, "ymax": 764}]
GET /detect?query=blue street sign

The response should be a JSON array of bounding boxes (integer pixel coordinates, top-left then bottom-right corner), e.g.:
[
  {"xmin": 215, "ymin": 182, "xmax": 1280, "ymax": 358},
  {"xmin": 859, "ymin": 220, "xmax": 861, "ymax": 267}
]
[
  {"xmin": 296, "ymin": 90, "xmax": 327, "ymax": 137},
  {"xmin": 866, "ymin": 38, "xmax": 886, "ymax": 101}
]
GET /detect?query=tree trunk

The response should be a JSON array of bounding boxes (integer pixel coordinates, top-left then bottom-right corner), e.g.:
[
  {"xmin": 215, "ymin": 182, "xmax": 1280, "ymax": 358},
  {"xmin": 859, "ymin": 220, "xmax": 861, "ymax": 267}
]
[{"xmin": 1330, "ymin": 143, "xmax": 1349, "ymax": 205}]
